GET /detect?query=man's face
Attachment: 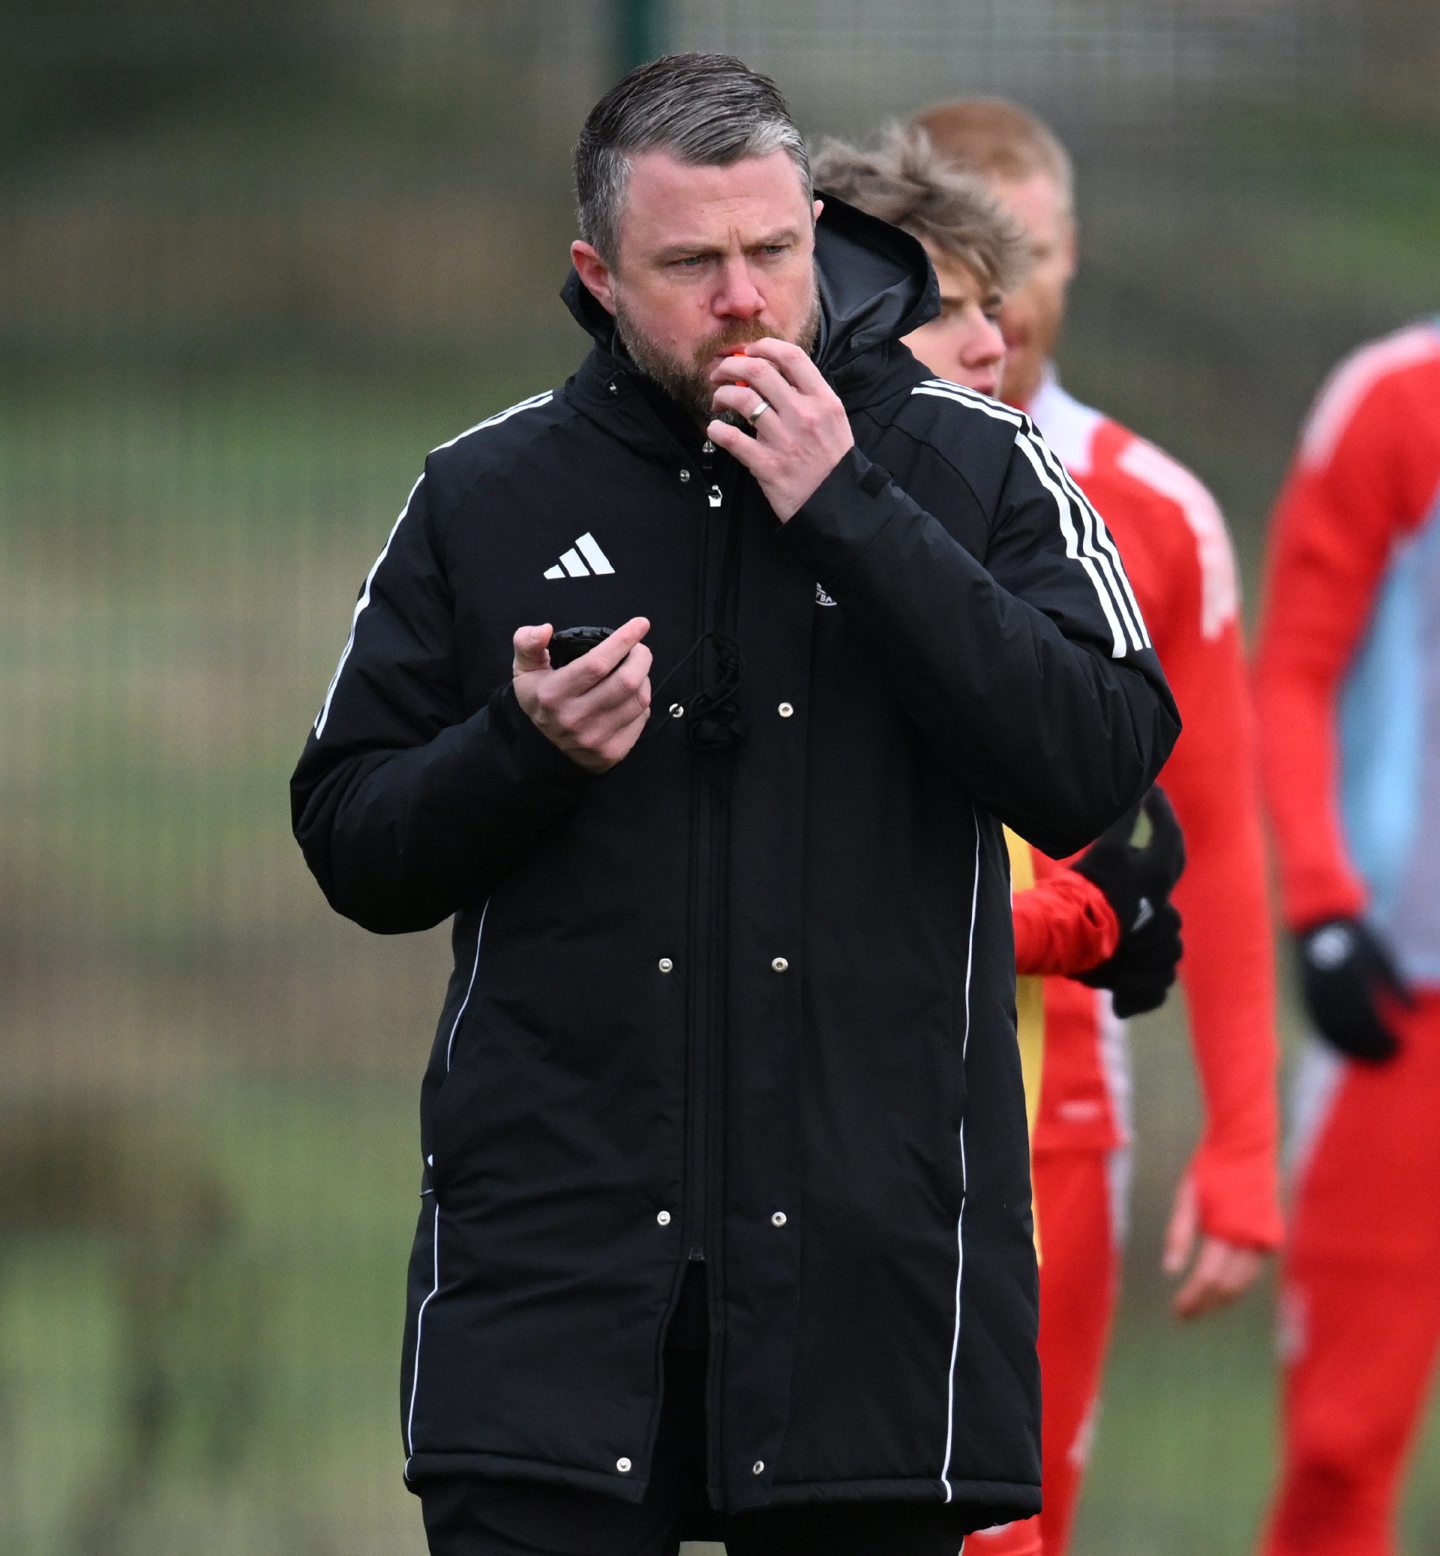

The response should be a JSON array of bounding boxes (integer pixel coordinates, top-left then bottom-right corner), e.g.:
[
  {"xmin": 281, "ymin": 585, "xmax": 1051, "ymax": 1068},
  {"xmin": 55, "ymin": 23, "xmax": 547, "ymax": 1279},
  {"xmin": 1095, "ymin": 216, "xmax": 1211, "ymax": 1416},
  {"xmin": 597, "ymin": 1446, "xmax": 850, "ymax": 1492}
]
[
  {"xmin": 985, "ymin": 170, "xmax": 1076, "ymax": 410},
  {"xmin": 571, "ymin": 147, "xmax": 822, "ymax": 422},
  {"xmin": 902, "ymin": 248, "xmax": 1007, "ymax": 399}
]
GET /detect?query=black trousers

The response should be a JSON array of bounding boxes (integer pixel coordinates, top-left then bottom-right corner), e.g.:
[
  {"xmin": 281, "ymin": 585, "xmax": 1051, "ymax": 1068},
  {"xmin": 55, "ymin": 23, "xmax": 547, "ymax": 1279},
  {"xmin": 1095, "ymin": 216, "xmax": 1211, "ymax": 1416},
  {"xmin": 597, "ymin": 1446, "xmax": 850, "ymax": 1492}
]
[{"xmin": 419, "ymin": 1277, "xmax": 984, "ymax": 1555}]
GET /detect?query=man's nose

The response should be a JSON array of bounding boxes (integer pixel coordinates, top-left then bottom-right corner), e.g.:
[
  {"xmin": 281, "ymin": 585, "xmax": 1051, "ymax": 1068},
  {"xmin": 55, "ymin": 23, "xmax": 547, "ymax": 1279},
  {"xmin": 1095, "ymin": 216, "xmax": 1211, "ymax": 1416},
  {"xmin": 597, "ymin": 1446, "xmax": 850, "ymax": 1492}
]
[
  {"xmin": 964, "ymin": 319, "xmax": 1006, "ymax": 367},
  {"xmin": 712, "ymin": 257, "xmax": 765, "ymax": 318}
]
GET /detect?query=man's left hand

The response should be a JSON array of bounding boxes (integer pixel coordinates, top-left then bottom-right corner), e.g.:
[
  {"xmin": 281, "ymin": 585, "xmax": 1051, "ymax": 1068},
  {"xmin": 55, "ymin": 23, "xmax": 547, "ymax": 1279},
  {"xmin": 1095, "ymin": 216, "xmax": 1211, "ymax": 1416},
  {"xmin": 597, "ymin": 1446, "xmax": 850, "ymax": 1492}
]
[
  {"xmin": 707, "ymin": 339, "xmax": 855, "ymax": 522},
  {"xmin": 1162, "ymin": 1174, "xmax": 1267, "ymax": 1321}
]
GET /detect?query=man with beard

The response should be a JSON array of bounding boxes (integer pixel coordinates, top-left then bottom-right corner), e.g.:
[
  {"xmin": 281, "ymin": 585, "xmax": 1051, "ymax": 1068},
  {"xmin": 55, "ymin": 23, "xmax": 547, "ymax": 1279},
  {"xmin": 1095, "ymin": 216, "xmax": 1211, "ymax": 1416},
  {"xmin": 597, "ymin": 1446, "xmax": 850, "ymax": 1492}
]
[{"xmin": 291, "ymin": 54, "xmax": 1178, "ymax": 1556}]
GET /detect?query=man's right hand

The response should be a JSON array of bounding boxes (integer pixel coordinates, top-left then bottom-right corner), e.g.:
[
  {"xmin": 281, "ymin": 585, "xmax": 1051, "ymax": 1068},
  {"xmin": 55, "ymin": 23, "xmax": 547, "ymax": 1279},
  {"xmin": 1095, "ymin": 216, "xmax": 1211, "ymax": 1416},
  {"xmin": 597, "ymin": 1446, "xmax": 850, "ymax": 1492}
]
[
  {"xmin": 512, "ymin": 616, "xmax": 652, "ymax": 772},
  {"xmin": 1297, "ymin": 916, "xmax": 1411, "ymax": 1063}
]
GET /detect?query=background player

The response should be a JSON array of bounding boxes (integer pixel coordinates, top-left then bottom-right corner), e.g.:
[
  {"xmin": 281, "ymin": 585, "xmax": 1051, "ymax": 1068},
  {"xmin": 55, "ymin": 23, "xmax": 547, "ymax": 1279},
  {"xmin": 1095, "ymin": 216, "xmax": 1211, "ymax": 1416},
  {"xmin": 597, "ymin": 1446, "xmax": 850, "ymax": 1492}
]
[
  {"xmin": 811, "ymin": 124, "xmax": 1188, "ymax": 1135},
  {"xmin": 1252, "ymin": 317, "xmax": 1440, "ymax": 1556},
  {"xmin": 908, "ymin": 97, "xmax": 1284, "ymax": 1556}
]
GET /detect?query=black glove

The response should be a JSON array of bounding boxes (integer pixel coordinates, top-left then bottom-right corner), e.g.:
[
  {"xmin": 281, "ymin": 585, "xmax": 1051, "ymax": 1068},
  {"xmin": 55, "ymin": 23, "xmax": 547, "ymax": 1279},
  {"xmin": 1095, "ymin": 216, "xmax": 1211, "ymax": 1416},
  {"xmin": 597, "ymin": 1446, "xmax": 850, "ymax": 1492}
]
[
  {"xmin": 1091, "ymin": 900, "xmax": 1184, "ymax": 1018},
  {"xmin": 1073, "ymin": 788, "xmax": 1188, "ymax": 1018},
  {"xmin": 1297, "ymin": 916, "xmax": 1411, "ymax": 1064},
  {"xmin": 1072, "ymin": 787, "xmax": 1186, "ymax": 938}
]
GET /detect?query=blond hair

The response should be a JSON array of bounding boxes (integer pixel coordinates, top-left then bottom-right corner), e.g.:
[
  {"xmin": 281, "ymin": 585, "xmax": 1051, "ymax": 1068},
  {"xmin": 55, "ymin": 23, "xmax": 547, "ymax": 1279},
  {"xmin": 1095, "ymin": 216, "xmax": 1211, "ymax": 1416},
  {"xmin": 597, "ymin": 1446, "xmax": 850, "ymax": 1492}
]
[
  {"xmin": 909, "ymin": 97, "xmax": 1075, "ymax": 214},
  {"xmin": 811, "ymin": 124, "xmax": 1030, "ymax": 294}
]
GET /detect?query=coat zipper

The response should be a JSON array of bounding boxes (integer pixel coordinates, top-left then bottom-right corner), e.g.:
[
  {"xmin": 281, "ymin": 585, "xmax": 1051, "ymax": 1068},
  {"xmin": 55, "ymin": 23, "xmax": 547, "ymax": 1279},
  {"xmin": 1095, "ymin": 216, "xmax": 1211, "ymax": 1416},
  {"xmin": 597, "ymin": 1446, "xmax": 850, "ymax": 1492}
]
[{"xmin": 684, "ymin": 438, "xmax": 725, "ymax": 1264}]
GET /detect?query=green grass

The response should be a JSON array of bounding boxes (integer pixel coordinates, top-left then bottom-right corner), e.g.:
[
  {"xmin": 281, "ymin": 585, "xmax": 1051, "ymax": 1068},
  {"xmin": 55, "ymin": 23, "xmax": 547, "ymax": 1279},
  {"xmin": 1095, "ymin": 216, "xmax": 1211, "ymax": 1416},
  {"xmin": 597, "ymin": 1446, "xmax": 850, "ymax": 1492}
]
[
  {"xmin": 1218, "ymin": 106, "xmax": 1440, "ymax": 296},
  {"xmin": 0, "ymin": 1082, "xmax": 423, "ymax": 1555}
]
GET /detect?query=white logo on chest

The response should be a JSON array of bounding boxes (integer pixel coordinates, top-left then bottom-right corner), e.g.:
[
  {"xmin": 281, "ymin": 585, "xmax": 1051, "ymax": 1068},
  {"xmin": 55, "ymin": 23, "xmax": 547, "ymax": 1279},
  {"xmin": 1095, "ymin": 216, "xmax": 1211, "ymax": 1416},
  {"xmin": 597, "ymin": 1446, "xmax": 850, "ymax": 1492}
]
[{"xmin": 544, "ymin": 531, "xmax": 615, "ymax": 580}]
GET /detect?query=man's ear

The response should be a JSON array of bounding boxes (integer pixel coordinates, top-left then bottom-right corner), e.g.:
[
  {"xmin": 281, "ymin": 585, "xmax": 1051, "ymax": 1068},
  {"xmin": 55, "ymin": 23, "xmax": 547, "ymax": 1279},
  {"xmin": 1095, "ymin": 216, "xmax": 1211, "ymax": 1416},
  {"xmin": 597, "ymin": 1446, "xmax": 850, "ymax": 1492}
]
[{"xmin": 571, "ymin": 240, "xmax": 617, "ymax": 316}]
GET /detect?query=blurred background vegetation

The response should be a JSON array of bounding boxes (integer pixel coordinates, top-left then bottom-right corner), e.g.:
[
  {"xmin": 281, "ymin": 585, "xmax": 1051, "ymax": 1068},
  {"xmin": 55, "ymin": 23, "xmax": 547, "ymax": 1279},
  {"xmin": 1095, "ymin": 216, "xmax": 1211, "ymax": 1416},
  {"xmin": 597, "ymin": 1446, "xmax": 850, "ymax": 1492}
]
[{"xmin": 3, "ymin": 1, "xmax": 1438, "ymax": 1551}]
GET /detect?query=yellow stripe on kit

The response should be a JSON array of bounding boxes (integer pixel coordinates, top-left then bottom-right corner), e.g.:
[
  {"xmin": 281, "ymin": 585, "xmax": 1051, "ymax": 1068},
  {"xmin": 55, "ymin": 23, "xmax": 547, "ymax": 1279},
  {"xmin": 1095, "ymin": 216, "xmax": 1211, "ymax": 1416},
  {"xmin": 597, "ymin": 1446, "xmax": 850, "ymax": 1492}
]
[{"xmin": 1005, "ymin": 828, "xmax": 1045, "ymax": 1260}]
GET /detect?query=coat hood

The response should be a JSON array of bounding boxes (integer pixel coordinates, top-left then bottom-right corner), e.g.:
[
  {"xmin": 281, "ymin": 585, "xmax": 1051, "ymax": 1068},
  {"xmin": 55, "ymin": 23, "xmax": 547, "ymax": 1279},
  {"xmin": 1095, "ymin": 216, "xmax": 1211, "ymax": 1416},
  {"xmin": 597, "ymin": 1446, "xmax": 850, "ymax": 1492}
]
[{"xmin": 560, "ymin": 191, "xmax": 939, "ymax": 389}]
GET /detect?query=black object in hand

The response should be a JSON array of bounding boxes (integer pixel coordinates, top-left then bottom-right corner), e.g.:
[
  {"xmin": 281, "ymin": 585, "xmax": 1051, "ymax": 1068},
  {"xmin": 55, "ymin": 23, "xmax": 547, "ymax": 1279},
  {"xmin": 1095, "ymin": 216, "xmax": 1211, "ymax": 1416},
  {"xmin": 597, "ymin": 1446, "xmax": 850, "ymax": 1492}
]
[
  {"xmin": 549, "ymin": 625, "xmax": 614, "ymax": 667},
  {"xmin": 1297, "ymin": 916, "xmax": 1411, "ymax": 1064}
]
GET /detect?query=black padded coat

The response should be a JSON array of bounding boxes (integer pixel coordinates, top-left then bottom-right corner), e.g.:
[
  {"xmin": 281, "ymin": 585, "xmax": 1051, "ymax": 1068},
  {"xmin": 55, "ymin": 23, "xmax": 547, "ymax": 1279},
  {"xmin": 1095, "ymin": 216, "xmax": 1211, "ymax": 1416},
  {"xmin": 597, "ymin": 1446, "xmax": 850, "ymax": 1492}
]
[{"xmin": 291, "ymin": 196, "xmax": 1178, "ymax": 1522}]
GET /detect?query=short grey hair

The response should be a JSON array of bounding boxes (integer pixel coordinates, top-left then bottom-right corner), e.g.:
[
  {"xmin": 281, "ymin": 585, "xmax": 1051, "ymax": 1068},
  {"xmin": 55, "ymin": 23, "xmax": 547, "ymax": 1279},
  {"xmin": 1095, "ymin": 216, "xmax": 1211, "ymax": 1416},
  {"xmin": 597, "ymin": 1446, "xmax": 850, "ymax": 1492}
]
[
  {"xmin": 574, "ymin": 52, "xmax": 812, "ymax": 268},
  {"xmin": 812, "ymin": 124, "xmax": 1031, "ymax": 295}
]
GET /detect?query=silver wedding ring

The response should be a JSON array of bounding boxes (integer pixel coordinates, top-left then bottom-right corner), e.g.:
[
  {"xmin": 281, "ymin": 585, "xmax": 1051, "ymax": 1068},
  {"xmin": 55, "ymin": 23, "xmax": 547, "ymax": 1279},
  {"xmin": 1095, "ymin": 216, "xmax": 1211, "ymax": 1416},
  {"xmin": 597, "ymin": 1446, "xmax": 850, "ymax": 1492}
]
[{"xmin": 747, "ymin": 397, "xmax": 771, "ymax": 423}]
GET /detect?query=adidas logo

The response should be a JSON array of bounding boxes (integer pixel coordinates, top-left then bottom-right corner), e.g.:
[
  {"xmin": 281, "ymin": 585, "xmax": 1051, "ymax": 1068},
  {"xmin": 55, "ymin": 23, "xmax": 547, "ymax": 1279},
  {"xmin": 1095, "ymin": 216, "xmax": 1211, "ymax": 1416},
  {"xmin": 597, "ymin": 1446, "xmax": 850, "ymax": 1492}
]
[{"xmin": 544, "ymin": 532, "xmax": 615, "ymax": 580}]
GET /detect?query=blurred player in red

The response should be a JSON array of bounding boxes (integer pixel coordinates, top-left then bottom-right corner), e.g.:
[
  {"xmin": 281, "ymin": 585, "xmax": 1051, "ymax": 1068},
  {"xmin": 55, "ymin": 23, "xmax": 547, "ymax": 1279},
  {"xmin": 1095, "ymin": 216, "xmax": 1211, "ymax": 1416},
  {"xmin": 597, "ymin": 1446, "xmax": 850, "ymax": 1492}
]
[
  {"xmin": 1253, "ymin": 319, "xmax": 1440, "ymax": 1556},
  {"xmin": 812, "ymin": 125, "xmax": 1189, "ymax": 1143},
  {"xmin": 907, "ymin": 98, "xmax": 1284, "ymax": 1556}
]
